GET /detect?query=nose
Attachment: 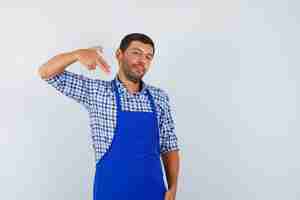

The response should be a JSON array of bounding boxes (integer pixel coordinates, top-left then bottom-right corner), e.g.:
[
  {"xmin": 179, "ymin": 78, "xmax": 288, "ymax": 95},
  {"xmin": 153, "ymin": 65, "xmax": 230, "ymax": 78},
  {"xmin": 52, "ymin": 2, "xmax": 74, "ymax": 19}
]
[{"xmin": 137, "ymin": 57, "xmax": 147, "ymax": 66}]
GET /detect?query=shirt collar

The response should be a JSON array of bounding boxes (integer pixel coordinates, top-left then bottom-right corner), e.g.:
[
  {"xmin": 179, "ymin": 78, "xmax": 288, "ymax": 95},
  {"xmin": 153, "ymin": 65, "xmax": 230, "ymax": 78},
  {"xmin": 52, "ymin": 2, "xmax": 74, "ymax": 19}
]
[{"xmin": 114, "ymin": 75, "xmax": 148, "ymax": 95}]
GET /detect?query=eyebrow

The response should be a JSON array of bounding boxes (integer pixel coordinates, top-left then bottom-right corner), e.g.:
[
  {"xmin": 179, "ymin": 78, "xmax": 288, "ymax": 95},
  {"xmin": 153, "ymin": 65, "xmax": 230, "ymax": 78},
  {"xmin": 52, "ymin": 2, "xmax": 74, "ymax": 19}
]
[{"xmin": 130, "ymin": 47, "xmax": 154, "ymax": 57}]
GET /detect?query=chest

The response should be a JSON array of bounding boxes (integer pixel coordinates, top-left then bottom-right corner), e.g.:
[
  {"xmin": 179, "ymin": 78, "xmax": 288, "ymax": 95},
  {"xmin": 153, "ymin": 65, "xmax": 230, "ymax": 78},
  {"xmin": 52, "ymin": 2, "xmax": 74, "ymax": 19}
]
[{"xmin": 90, "ymin": 89, "xmax": 162, "ymax": 124}]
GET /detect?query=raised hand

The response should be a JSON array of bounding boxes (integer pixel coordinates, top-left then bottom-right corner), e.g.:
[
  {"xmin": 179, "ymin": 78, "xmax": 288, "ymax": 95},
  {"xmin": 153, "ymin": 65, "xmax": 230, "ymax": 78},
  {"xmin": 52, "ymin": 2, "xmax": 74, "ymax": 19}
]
[{"xmin": 75, "ymin": 47, "xmax": 111, "ymax": 75}]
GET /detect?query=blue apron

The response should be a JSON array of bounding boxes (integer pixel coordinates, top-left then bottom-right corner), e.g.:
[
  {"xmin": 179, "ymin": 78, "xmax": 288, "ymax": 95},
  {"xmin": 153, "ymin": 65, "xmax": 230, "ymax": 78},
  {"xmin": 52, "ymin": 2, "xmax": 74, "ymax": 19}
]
[{"xmin": 93, "ymin": 79, "xmax": 167, "ymax": 199}]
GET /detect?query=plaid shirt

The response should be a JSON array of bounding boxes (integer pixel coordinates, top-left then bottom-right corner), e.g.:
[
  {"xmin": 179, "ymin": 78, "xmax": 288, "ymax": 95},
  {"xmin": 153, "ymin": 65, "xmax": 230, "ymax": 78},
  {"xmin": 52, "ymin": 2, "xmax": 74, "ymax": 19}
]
[{"xmin": 43, "ymin": 70, "xmax": 179, "ymax": 165}]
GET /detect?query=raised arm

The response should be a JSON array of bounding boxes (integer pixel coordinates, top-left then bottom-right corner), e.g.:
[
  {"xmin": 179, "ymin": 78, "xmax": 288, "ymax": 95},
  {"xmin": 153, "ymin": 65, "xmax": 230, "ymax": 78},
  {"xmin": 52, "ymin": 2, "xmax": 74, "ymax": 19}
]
[
  {"xmin": 37, "ymin": 48, "xmax": 111, "ymax": 79},
  {"xmin": 37, "ymin": 48, "xmax": 111, "ymax": 110}
]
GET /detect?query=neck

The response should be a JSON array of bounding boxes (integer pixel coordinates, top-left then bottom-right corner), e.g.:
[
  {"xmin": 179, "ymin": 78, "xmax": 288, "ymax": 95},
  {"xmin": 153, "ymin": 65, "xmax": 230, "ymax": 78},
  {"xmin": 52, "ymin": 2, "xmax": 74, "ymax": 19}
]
[{"xmin": 117, "ymin": 72, "xmax": 141, "ymax": 94}]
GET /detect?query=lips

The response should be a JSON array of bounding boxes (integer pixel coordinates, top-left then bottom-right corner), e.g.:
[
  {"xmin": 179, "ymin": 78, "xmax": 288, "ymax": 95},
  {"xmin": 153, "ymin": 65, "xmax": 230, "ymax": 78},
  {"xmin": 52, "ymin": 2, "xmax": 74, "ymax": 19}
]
[{"xmin": 133, "ymin": 64, "xmax": 145, "ymax": 75}]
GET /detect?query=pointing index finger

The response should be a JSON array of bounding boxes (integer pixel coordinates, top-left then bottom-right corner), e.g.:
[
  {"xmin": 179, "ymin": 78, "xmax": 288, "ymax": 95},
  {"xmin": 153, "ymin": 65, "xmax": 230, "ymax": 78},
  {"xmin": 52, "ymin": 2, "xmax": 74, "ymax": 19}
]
[{"xmin": 96, "ymin": 57, "xmax": 111, "ymax": 74}]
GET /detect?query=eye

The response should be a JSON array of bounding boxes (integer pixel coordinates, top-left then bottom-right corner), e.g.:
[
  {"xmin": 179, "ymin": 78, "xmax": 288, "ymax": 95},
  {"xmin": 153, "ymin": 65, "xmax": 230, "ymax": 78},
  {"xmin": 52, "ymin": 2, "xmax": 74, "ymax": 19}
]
[
  {"xmin": 132, "ymin": 51, "xmax": 140, "ymax": 55},
  {"xmin": 146, "ymin": 55, "xmax": 153, "ymax": 61}
]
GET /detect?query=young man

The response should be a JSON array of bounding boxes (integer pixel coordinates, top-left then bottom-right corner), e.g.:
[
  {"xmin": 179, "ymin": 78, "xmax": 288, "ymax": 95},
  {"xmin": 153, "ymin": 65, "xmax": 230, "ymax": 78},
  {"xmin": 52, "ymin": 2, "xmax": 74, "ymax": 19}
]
[{"xmin": 38, "ymin": 33, "xmax": 180, "ymax": 200}]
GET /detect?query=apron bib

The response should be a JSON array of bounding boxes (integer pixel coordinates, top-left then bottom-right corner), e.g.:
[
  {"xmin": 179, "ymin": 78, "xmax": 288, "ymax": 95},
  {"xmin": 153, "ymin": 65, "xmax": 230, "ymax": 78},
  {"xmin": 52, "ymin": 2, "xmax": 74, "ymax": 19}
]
[{"xmin": 93, "ymin": 79, "xmax": 166, "ymax": 199}]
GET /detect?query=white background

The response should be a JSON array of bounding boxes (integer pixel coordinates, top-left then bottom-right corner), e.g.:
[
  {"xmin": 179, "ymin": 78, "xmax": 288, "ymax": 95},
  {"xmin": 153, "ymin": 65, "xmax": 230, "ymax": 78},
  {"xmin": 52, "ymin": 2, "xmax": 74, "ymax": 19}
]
[{"xmin": 0, "ymin": 0, "xmax": 299, "ymax": 199}]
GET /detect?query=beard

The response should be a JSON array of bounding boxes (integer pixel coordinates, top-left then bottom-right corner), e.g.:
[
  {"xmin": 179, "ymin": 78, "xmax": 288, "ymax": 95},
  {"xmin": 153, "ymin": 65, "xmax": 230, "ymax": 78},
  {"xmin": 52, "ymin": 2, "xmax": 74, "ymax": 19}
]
[{"xmin": 121, "ymin": 62, "xmax": 146, "ymax": 83}]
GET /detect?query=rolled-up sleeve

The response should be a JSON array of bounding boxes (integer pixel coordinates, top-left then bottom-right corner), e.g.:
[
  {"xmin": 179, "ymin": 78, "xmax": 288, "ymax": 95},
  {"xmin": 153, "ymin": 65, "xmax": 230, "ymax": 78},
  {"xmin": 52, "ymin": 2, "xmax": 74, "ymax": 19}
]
[
  {"xmin": 159, "ymin": 91, "xmax": 180, "ymax": 155},
  {"xmin": 43, "ymin": 70, "xmax": 96, "ymax": 110}
]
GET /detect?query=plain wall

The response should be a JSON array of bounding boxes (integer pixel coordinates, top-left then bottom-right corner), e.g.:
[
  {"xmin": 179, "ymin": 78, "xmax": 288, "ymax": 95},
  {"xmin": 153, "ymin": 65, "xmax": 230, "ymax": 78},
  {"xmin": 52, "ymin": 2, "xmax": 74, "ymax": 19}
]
[{"xmin": 0, "ymin": 1, "xmax": 299, "ymax": 199}]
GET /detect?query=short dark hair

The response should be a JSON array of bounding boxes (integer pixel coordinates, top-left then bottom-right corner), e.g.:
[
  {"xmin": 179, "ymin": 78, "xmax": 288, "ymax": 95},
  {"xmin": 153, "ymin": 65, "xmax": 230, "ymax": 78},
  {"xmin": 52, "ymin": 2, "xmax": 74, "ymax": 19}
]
[{"xmin": 119, "ymin": 33, "xmax": 155, "ymax": 56}]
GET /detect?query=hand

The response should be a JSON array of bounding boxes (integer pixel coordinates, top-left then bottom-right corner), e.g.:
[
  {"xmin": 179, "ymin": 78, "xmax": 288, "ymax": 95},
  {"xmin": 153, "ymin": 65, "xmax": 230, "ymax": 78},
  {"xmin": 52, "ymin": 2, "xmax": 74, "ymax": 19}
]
[
  {"xmin": 74, "ymin": 47, "xmax": 111, "ymax": 74},
  {"xmin": 164, "ymin": 189, "xmax": 176, "ymax": 200}
]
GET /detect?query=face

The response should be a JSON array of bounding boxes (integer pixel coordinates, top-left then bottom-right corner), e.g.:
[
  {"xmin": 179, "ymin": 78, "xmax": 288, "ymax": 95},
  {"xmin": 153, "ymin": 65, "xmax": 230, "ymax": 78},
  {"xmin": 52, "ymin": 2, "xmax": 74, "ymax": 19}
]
[{"xmin": 116, "ymin": 41, "xmax": 154, "ymax": 83}]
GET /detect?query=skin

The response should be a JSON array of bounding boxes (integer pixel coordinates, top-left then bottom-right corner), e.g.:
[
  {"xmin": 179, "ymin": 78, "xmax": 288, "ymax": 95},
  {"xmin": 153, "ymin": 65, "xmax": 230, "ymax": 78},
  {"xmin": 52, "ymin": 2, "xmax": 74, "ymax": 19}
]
[
  {"xmin": 37, "ymin": 40, "xmax": 180, "ymax": 200},
  {"xmin": 115, "ymin": 41, "xmax": 154, "ymax": 93}
]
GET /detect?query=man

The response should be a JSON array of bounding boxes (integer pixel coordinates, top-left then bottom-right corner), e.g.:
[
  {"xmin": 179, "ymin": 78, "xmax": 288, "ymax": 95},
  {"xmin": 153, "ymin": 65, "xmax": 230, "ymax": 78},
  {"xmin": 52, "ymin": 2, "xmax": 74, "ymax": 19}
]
[{"xmin": 38, "ymin": 33, "xmax": 180, "ymax": 200}]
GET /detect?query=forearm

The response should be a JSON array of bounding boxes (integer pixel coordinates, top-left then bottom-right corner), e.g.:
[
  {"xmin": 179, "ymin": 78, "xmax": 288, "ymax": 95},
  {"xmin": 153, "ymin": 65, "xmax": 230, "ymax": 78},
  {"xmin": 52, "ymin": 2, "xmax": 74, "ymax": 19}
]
[
  {"xmin": 38, "ymin": 50, "xmax": 79, "ymax": 79},
  {"xmin": 162, "ymin": 150, "xmax": 180, "ymax": 193}
]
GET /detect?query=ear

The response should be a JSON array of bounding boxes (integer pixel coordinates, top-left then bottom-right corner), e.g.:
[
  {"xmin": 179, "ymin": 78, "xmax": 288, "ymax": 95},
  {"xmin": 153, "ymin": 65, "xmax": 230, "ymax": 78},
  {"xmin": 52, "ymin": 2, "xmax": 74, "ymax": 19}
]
[
  {"xmin": 115, "ymin": 49, "xmax": 124, "ymax": 66},
  {"xmin": 115, "ymin": 49, "xmax": 123, "ymax": 60}
]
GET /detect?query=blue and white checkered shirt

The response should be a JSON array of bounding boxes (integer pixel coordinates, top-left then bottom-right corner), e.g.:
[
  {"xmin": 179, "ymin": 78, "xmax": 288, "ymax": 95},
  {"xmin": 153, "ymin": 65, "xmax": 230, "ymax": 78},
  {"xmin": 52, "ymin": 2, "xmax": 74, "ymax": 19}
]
[{"xmin": 43, "ymin": 70, "xmax": 179, "ymax": 165}]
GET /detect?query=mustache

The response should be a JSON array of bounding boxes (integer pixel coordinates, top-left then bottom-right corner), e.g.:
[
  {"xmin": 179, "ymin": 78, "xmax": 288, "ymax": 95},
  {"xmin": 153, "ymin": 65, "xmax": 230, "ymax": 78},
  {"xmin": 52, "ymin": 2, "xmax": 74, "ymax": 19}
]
[
  {"xmin": 132, "ymin": 63, "xmax": 146, "ymax": 72},
  {"xmin": 133, "ymin": 63, "xmax": 145, "ymax": 68}
]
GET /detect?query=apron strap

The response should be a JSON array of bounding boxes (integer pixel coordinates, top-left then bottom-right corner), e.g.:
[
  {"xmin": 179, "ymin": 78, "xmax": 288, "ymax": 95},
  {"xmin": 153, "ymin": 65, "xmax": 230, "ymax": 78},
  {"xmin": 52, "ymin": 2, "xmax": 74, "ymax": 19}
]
[
  {"xmin": 112, "ymin": 78, "xmax": 157, "ymax": 114},
  {"xmin": 146, "ymin": 89, "xmax": 157, "ymax": 114},
  {"xmin": 112, "ymin": 79, "xmax": 122, "ymax": 112}
]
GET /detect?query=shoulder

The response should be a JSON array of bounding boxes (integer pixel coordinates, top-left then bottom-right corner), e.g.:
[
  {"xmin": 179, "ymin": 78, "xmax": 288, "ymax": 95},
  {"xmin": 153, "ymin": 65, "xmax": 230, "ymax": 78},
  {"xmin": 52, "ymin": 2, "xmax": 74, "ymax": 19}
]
[
  {"xmin": 146, "ymin": 84, "xmax": 171, "ymax": 109},
  {"xmin": 147, "ymin": 84, "xmax": 169, "ymax": 98},
  {"xmin": 91, "ymin": 78, "xmax": 113, "ymax": 94},
  {"xmin": 73, "ymin": 73, "xmax": 112, "ymax": 94}
]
